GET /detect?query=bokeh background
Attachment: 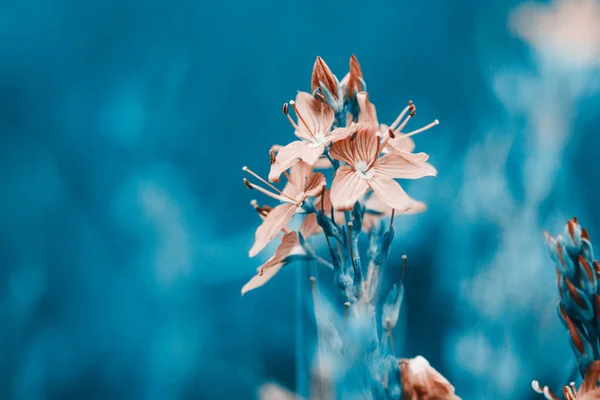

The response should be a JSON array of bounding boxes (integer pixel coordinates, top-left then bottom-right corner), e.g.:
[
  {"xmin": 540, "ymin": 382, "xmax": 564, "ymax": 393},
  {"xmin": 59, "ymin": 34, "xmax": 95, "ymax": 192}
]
[{"xmin": 2, "ymin": 0, "xmax": 600, "ymax": 398}]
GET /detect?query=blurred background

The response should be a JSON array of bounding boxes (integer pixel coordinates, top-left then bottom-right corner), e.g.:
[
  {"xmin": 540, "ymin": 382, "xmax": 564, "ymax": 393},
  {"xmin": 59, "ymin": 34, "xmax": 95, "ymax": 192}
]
[{"xmin": 2, "ymin": 0, "xmax": 600, "ymax": 398}]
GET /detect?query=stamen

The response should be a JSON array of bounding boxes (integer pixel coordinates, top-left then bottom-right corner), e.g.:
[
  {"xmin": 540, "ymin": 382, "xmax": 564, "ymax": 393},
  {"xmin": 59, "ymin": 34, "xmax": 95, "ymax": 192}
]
[
  {"xmin": 386, "ymin": 319, "xmax": 396, "ymax": 355},
  {"xmin": 389, "ymin": 101, "xmax": 412, "ymax": 131},
  {"xmin": 347, "ymin": 222, "xmax": 358, "ymax": 277},
  {"xmin": 569, "ymin": 382, "xmax": 576, "ymax": 395},
  {"xmin": 290, "ymin": 100, "xmax": 317, "ymax": 140},
  {"xmin": 243, "ymin": 166, "xmax": 296, "ymax": 202},
  {"xmin": 269, "ymin": 149, "xmax": 276, "ymax": 165},
  {"xmin": 243, "ymin": 178, "xmax": 288, "ymax": 202},
  {"xmin": 314, "ymin": 91, "xmax": 326, "ymax": 103},
  {"xmin": 282, "ymin": 102, "xmax": 302, "ymax": 132},
  {"xmin": 401, "ymin": 255, "xmax": 407, "ymax": 285},
  {"xmin": 343, "ymin": 301, "xmax": 350, "ymax": 352},
  {"xmin": 388, "ymin": 127, "xmax": 396, "ymax": 139},
  {"xmin": 402, "ymin": 119, "xmax": 439, "ymax": 138}
]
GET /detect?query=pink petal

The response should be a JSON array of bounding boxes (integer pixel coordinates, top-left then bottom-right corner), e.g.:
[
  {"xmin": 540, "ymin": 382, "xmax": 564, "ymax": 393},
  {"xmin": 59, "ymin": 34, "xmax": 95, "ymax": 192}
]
[
  {"xmin": 260, "ymin": 231, "xmax": 302, "ymax": 271},
  {"xmin": 368, "ymin": 175, "xmax": 413, "ymax": 211},
  {"xmin": 330, "ymin": 165, "xmax": 370, "ymax": 210},
  {"xmin": 372, "ymin": 153, "xmax": 437, "ymax": 179},
  {"xmin": 300, "ymin": 213, "xmax": 321, "ymax": 238},
  {"xmin": 385, "ymin": 143, "xmax": 428, "ymax": 162},
  {"xmin": 303, "ymin": 172, "xmax": 326, "ymax": 198},
  {"xmin": 313, "ymin": 156, "xmax": 332, "ymax": 169},
  {"xmin": 329, "ymin": 125, "xmax": 379, "ymax": 166},
  {"xmin": 381, "ymin": 124, "xmax": 416, "ymax": 153},
  {"xmin": 283, "ymin": 161, "xmax": 313, "ymax": 198},
  {"xmin": 294, "ymin": 92, "xmax": 334, "ymax": 137},
  {"xmin": 269, "ymin": 141, "xmax": 308, "ymax": 182},
  {"xmin": 356, "ymin": 92, "xmax": 378, "ymax": 126},
  {"xmin": 241, "ymin": 259, "xmax": 284, "ymax": 295},
  {"xmin": 301, "ymin": 143, "xmax": 325, "ymax": 166},
  {"xmin": 249, "ymin": 203, "xmax": 297, "ymax": 257},
  {"xmin": 326, "ymin": 123, "xmax": 358, "ymax": 143},
  {"xmin": 366, "ymin": 193, "xmax": 427, "ymax": 215},
  {"xmin": 354, "ymin": 126, "xmax": 380, "ymax": 164}
]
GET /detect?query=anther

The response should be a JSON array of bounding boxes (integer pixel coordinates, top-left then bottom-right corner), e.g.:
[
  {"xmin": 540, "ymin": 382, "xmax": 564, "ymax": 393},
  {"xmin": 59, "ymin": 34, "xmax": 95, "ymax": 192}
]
[
  {"xmin": 243, "ymin": 178, "xmax": 254, "ymax": 189},
  {"xmin": 269, "ymin": 149, "xmax": 276, "ymax": 165},
  {"xmin": 314, "ymin": 91, "xmax": 326, "ymax": 103},
  {"xmin": 388, "ymin": 128, "xmax": 396, "ymax": 139},
  {"xmin": 282, "ymin": 103, "xmax": 289, "ymax": 115}
]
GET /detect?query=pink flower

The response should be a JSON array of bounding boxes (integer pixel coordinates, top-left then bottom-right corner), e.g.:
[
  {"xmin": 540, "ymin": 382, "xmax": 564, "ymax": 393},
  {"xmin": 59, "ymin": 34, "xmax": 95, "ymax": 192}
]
[
  {"xmin": 244, "ymin": 161, "xmax": 326, "ymax": 257},
  {"xmin": 268, "ymin": 92, "xmax": 355, "ymax": 182},
  {"xmin": 362, "ymin": 192, "xmax": 427, "ymax": 232},
  {"xmin": 399, "ymin": 356, "xmax": 461, "ymax": 400},
  {"xmin": 355, "ymin": 91, "xmax": 439, "ymax": 156},
  {"xmin": 329, "ymin": 126, "xmax": 436, "ymax": 211}
]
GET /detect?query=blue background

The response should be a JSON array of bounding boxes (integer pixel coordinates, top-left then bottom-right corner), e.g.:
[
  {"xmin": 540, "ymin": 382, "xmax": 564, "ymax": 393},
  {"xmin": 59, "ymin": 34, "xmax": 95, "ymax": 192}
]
[{"xmin": 2, "ymin": 0, "xmax": 600, "ymax": 398}]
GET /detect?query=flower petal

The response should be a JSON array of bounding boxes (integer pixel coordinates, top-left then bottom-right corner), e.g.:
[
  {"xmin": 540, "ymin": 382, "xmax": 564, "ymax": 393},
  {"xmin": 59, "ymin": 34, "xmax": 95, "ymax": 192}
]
[
  {"xmin": 241, "ymin": 259, "xmax": 285, "ymax": 295},
  {"xmin": 357, "ymin": 91, "xmax": 378, "ymax": 127},
  {"xmin": 368, "ymin": 175, "xmax": 413, "ymax": 211},
  {"xmin": 329, "ymin": 125, "xmax": 379, "ymax": 167},
  {"xmin": 260, "ymin": 231, "xmax": 302, "ymax": 271},
  {"xmin": 366, "ymin": 192, "xmax": 427, "ymax": 215},
  {"xmin": 269, "ymin": 141, "xmax": 308, "ymax": 182},
  {"xmin": 382, "ymin": 124, "xmax": 416, "ymax": 153},
  {"xmin": 303, "ymin": 172, "xmax": 326, "ymax": 198},
  {"xmin": 330, "ymin": 165, "xmax": 370, "ymax": 210},
  {"xmin": 249, "ymin": 203, "xmax": 297, "ymax": 257},
  {"xmin": 347, "ymin": 54, "xmax": 364, "ymax": 100},
  {"xmin": 313, "ymin": 156, "xmax": 332, "ymax": 169},
  {"xmin": 283, "ymin": 161, "xmax": 312, "ymax": 198},
  {"xmin": 294, "ymin": 91, "xmax": 334, "ymax": 137},
  {"xmin": 372, "ymin": 153, "xmax": 437, "ymax": 179},
  {"xmin": 300, "ymin": 213, "xmax": 321, "ymax": 237},
  {"xmin": 301, "ymin": 143, "xmax": 325, "ymax": 166},
  {"xmin": 327, "ymin": 123, "xmax": 358, "ymax": 144}
]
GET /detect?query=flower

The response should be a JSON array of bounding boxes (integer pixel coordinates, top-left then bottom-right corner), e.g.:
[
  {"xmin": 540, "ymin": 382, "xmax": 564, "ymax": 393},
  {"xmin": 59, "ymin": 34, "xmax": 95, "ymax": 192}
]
[
  {"xmin": 355, "ymin": 91, "xmax": 438, "ymax": 156},
  {"xmin": 244, "ymin": 161, "xmax": 326, "ymax": 257},
  {"xmin": 268, "ymin": 92, "xmax": 354, "ymax": 182},
  {"xmin": 399, "ymin": 356, "xmax": 461, "ymax": 400},
  {"xmin": 241, "ymin": 231, "xmax": 305, "ymax": 295},
  {"xmin": 532, "ymin": 361, "xmax": 600, "ymax": 400},
  {"xmin": 329, "ymin": 126, "xmax": 436, "ymax": 211}
]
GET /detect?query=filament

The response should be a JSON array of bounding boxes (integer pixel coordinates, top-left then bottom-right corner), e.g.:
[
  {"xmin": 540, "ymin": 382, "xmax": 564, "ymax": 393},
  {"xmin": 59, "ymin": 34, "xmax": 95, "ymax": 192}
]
[
  {"xmin": 243, "ymin": 166, "xmax": 296, "ymax": 203},
  {"xmin": 386, "ymin": 319, "xmax": 396, "ymax": 355},
  {"xmin": 389, "ymin": 102, "xmax": 412, "ymax": 131},
  {"xmin": 290, "ymin": 100, "xmax": 317, "ymax": 141},
  {"xmin": 402, "ymin": 119, "xmax": 439, "ymax": 138}
]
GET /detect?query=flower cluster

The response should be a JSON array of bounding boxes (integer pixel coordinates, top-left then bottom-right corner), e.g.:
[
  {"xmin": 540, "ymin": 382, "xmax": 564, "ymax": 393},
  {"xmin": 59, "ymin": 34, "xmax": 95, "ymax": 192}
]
[
  {"xmin": 535, "ymin": 218, "xmax": 600, "ymax": 399},
  {"xmin": 242, "ymin": 55, "xmax": 457, "ymax": 399}
]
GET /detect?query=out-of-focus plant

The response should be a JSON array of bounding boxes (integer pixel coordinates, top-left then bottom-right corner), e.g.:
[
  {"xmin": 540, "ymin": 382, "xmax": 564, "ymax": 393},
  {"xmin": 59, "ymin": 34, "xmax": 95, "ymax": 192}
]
[
  {"xmin": 241, "ymin": 55, "xmax": 458, "ymax": 399},
  {"xmin": 535, "ymin": 218, "xmax": 600, "ymax": 399}
]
